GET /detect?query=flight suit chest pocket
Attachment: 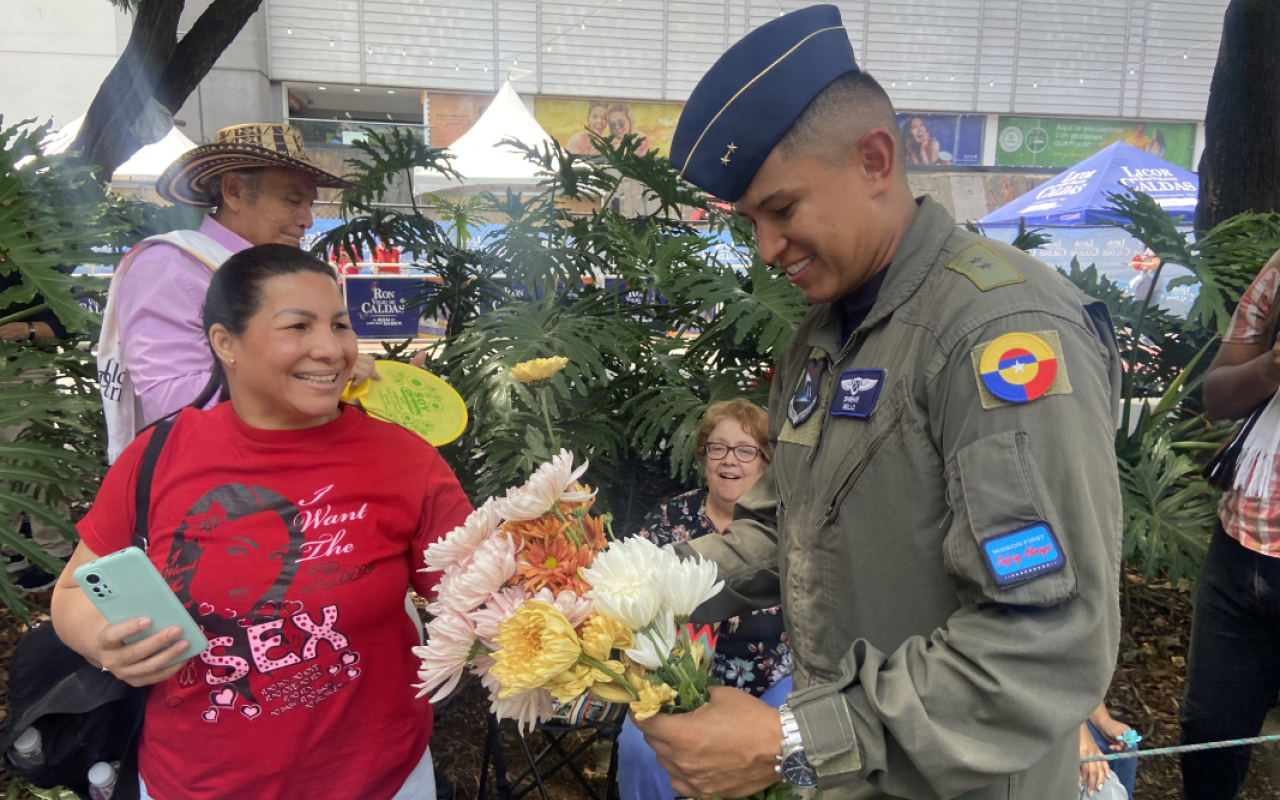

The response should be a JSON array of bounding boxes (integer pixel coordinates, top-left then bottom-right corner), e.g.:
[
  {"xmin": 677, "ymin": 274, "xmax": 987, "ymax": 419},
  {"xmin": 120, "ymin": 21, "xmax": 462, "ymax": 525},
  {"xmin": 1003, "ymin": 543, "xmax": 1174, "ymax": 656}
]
[{"xmin": 944, "ymin": 429, "xmax": 1078, "ymax": 607}]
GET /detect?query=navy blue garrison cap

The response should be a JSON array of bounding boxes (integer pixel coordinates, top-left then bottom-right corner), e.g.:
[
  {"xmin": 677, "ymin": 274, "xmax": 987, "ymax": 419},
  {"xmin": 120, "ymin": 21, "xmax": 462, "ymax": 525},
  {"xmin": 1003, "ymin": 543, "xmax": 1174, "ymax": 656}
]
[{"xmin": 670, "ymin": 4, "xmax": 859, "ymax": 202}]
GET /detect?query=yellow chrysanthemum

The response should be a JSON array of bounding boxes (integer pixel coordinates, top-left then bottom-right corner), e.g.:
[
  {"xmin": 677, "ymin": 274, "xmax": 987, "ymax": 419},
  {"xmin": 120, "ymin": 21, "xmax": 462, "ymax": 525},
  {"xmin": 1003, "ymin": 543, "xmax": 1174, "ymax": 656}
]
[
  {"xmin": 511, "ymin": 356, "xmax": 569, "ymax": 384},
  {"xmin": 490, "ymin": 601, "xmax": 582, "ymax": 697},
  {"xmin": 589, "ymin": 677, "xmax": 637, "ymax": 703},
  {"xmin": 579, "ymin": 614, "xmax": 633, "ymax": 662},
  {"xmin": 630, "ymin": 680, "xmax": 678, "ymax": 721}
]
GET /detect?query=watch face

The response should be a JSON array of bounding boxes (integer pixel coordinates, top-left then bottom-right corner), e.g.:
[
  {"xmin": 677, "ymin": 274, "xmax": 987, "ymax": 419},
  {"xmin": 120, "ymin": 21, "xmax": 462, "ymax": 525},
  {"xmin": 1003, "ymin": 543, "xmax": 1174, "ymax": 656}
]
[{"xmin": 782, "ymin": 752, "xmax": 818, "ymax": 788}]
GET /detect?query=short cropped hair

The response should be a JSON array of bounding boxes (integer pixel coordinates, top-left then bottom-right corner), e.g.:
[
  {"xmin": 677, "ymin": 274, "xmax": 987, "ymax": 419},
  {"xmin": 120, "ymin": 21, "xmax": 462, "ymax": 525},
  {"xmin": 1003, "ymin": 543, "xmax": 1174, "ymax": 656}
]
[
  {"xmin": 776, "ymin": 71, "xmax": 901, "ymax": 166},
  {"xmin": 694, "ymin": 399, "xmax": 772, "ymax": 465},
  {"xmin": 210, "ymin": 168, "xmax": 267, "ymax": 209}
]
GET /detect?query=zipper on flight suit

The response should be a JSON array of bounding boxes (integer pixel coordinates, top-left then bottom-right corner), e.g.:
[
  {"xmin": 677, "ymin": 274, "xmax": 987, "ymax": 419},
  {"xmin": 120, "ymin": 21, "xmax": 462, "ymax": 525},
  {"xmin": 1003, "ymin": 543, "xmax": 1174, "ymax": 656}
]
[{"xmin": 810, "ymin": 329, "xmax": 867, "ymax": 466}]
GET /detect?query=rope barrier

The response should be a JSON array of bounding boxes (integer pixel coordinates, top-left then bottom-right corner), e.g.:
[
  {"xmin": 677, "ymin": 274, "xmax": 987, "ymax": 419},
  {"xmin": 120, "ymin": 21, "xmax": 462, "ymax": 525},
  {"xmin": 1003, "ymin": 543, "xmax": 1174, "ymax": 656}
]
[{"xmin": 1081, "ymin": 734, "xmax": 1280, "ymax": 762}]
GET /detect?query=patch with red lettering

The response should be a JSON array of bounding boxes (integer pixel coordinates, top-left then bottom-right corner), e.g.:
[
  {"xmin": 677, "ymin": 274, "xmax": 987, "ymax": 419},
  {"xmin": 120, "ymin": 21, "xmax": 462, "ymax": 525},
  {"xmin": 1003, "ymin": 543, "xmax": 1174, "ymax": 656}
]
[{"xmin": 980, "ymin": 522, "xmax": 1065, "ymax": 587}]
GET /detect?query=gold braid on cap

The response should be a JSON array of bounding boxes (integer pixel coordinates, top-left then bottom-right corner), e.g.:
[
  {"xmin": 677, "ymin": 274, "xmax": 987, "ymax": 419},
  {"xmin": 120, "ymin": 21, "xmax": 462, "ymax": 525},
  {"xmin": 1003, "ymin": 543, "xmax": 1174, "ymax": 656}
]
[{"xmin": 677, "ymin": 25, "xmax": 846, "ymax": 177}]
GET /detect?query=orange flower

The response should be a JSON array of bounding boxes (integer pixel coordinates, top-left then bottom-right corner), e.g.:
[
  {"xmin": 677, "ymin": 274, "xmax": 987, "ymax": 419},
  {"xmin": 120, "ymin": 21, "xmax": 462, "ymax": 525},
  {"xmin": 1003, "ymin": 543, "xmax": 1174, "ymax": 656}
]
[
  {"xmin": 558, "ymin": 484, "xmax": 596, "ymax": 516},
  {"xmin": 503, "ymin": 515, "xmax": 569, "ymax": 544},
  {"xmin": 580, "ymin": 514, "xmax": 608, "ymax": 551},
  {"xmin": 518, "ymin": 536, "xmax": 592, "ymax": 594}
]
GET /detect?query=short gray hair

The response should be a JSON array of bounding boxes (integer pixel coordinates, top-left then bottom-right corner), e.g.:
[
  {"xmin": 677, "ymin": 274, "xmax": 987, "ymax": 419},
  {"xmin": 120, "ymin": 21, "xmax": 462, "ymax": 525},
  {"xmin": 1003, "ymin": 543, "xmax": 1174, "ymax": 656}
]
[{"xmin": 210, "ymin": 168, "xmax": 266, "ymax": 208}]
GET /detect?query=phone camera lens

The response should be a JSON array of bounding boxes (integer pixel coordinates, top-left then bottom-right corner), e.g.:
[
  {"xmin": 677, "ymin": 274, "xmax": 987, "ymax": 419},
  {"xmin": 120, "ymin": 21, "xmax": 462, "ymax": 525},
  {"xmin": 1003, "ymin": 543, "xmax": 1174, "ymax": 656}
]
[{"xmin": 86, "ymin": 574, "xmax": 101, "ymax": 585}]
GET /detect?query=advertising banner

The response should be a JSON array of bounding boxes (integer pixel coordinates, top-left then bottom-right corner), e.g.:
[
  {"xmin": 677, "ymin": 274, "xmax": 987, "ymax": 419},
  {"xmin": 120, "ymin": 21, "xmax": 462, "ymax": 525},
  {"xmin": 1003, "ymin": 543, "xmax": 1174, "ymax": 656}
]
[
  {"xmin": 896, "ymin": 113, "xmax": 985, "ymax": 166},
  {"xmin": 996, "ymin": 117, "xmax": 1195, "ymax": 169},
  {"xmin": 345, "ymin": 276, "xmax": 436, "ymax": 339},
  {"xmin": 428, "ymin": 93, "xmax": 495, "ymax": 148},
  {"xmin": 536, "ymin": 98, "xmax": 684, "ymax": 157}
]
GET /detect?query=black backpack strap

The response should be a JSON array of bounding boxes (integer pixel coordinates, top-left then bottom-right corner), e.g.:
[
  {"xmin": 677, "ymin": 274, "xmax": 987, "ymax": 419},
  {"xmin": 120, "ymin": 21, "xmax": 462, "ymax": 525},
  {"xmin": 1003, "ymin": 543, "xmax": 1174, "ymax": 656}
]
[{"xmin": 132, "ymin": 416, "xmax": 176, "ymax": 552}]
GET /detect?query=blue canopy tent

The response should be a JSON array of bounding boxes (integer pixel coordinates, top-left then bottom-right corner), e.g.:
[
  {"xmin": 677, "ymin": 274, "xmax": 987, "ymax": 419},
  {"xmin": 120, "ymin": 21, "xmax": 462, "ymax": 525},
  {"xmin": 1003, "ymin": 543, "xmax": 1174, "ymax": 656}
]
[{"xmin": 978, "ymin": 142, "xmax": 1198, "ymax": 315}]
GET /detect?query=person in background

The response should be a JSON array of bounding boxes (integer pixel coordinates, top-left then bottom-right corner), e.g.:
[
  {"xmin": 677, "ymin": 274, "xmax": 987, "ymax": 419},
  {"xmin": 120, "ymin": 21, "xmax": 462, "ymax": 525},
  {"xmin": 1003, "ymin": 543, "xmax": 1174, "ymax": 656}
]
[
  {"xmin": 99, "ymin": 122, "xmax": 372, "ymax": 463},
  {"xmin": 1123, "ymin": 123, "xmax": 1151, "ymax": 152},
  {"xmin": 567, "ymin": 100, "xmax": 610, "ymax": 155},
  {"xmin": 901, "ymin": 115, "xmax": 940, "ymax": 166},
  {"xmin": 0, "ymin": 274, "xmax": 73, "ymax": 591},
  {"xmin": 1079, "ymin": 703, "xmax": 1138, "ymax": 799},
  {"xmin": 51, "ymin": 244, "xmax": 473, "ymax": 800},
  {"xmin": 1146, "ymin": 130, "xmax": 1167, "ymax": 160},
  {"xmin": 1185, "ymin": 247, "xmax": 1280, "ymax": 799},
  {"xmin": 1128, "ymin": 248, "xmax": 1161, "ymax": 303},
  {"xmin": 620, "ymin": 399, "xmax": 789, "ymax": 800},
  {"xmin": 607, "ymin": 103, "xmax": 652, "ymax": 155}
]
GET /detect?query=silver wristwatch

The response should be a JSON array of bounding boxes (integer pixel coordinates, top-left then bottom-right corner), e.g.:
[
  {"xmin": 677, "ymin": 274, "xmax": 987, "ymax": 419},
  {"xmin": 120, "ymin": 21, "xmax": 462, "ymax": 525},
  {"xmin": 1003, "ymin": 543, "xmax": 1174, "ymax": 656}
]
[{"xmin": 776, "ymin": 703, "xmax": 818, "ymax": 788}]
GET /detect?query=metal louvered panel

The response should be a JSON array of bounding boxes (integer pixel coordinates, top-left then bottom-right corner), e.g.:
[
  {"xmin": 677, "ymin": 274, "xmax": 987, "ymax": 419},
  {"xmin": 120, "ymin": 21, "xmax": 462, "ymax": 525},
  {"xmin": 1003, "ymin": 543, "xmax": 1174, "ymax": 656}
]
[
  {"xmin": 1137, "ymin": 0, "xmax": 1225, "ymax": 119},
  {"xmin": 539, "ymin": 0, "xmax": 665, "ymax": 99},
  {"xmin": 867, "ymin": 0, "xmax": 984, "ymax": 112},
  {"xmin": 268, "ymin": 0, "xmax": 362, "ymax": 84}
]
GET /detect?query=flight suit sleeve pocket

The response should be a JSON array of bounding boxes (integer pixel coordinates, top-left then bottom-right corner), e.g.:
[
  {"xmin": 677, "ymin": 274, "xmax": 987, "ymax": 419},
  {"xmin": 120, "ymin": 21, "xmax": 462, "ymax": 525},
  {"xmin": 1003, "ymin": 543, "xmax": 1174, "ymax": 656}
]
[{"xmin": 944, "ymin": 429, "xmax": 1078, "ymax": 607}]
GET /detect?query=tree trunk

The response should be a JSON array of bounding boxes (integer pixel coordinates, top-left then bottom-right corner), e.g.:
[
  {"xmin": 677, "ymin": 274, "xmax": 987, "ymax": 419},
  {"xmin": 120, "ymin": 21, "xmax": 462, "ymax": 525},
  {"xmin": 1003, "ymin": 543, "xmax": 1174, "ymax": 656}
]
[
  {"xmin": 1196, "ymin": 0, "xmax": 1280, "ymax": 232},
  {"xmin": 71, "ymin": 0, "xmax": 263, "ymax": 181}
]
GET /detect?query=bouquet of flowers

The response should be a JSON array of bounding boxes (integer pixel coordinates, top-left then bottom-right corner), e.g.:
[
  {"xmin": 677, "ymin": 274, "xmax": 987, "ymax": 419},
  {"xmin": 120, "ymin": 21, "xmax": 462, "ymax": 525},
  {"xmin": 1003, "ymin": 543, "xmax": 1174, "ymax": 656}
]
[{"xmin": 411, "ymin": 449, "xmax": 725, "ymax": 732}]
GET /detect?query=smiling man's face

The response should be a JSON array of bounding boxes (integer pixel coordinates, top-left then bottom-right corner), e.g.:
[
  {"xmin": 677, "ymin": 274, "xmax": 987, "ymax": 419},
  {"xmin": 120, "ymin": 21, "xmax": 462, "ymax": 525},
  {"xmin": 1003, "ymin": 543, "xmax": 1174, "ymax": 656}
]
[{"xmin": 733, "ymin": 140, "xmax": 899, "ymax": 306}]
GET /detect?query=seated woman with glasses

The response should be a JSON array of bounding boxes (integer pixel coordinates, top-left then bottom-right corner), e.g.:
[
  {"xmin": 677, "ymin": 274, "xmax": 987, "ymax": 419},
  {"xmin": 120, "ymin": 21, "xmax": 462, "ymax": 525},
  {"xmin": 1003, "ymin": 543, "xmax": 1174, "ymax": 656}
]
[{"xmin": 619, "ymin": 399, "xmax": 790, "ymax": 800}]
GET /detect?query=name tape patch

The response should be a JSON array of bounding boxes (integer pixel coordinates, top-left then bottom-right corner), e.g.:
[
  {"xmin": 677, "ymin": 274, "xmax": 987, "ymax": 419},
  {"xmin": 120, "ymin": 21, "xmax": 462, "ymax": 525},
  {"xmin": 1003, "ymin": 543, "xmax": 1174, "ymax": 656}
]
[
  {"xmin": 829, "ymin": 368, "xmax": 885, "ymax": 419},
  {"xmin": 981, "ymin": 522, "xmax": 1065, "ymax": 587}
]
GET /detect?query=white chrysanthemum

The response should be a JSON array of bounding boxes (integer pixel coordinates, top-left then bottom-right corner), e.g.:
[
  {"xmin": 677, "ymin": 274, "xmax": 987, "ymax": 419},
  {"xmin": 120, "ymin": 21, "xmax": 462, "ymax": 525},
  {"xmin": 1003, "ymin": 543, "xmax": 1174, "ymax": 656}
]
[
  {"xmin": 423, "ymin": 498, "xmax": 504, "ymax": 573},
  {"xmin": 434, "ymin": 533, "xmax": 519, "ymax": 613},
  {"xmin": 582, "ymin": 536, "xmax": 664, "ymax": 630},
  {"xmin": 624, "ymin": 609, "xmax": 677, "ymax": 670},
  {"xmin": 532, "ymin": 587, "xmax": 594, "ymax": 628},
  {"xmin": 494, "ymin": 449, "xmax": 595, "ymax": 521},
  {"xmin": 660, "ymin": 552, "xmax": 724, "ymax": 620},
  {"xmin": 474, "ymin": 654, "xmax": 554, "ymax": 736},
  {"xmin": 470, "ymin": 586, "xmax": 532, "ymax": 649},
  {"xmin": 411, "ymin": 610, "xmax": 477, "ymax": 703}
]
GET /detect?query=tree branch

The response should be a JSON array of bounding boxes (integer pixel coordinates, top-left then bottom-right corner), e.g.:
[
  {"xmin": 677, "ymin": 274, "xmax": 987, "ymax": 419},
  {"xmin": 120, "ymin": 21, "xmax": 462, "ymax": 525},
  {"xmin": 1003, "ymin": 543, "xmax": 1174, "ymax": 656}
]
[{"xmin": 154, "ymin": 0, "xmax": 264, "ymax": 114}]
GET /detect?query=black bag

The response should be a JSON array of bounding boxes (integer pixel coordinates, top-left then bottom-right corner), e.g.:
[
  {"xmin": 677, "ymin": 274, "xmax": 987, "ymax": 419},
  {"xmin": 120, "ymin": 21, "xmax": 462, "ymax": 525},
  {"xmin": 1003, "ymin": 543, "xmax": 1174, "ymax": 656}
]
[{"xmin": 0, "ymin": 417, "xmax": 175, "ymax": 800}]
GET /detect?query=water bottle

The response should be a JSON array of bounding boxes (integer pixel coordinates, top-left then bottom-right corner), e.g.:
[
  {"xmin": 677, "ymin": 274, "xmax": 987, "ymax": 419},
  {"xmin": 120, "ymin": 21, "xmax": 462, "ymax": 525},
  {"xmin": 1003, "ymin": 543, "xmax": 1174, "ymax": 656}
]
[
  {"xmin": 6, "ymin": 727, "xmax": 43, "ymax": 770},
  {"xmin": 88, "ymin": 761, "xmax": 118, "ymax": 800}
]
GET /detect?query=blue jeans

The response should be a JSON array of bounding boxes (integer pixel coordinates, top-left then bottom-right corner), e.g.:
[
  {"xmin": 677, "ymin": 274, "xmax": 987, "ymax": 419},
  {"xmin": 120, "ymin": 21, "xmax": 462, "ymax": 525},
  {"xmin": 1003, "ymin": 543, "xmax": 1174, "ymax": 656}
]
[
  {"xmin": 618, "ymin": 677, "xmax": 792, "ymax": 800},
  {"xmin": 1179, "ymin": 525, "xmax": 1280, "ymax": 800}
]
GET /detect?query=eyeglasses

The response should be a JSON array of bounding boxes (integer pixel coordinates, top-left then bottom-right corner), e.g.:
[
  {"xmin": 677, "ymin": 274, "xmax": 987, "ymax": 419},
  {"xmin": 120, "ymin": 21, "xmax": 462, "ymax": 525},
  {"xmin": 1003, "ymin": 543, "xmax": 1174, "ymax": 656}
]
[{"xmin": 703, "ymin": 443, "xmax": 763, "ymax": 462}]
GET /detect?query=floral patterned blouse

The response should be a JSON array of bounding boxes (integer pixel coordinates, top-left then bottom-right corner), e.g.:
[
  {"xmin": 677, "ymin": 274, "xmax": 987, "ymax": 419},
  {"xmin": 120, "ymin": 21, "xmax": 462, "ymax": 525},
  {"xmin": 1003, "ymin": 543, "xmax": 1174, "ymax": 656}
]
[{"xmin": 633, "ymin": 488, "xmax": 791, "ymax": 697}]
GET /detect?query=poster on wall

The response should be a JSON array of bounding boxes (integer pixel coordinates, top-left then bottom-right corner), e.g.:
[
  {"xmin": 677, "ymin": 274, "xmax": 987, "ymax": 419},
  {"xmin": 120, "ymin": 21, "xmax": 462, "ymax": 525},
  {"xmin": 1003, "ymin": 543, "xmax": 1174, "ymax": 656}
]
[
  {"xmin": 896, "ymin": 113, "xmax": 985, "ymax": 166},
  {"xmin": 428, "ymin": 93, "xmax": 495, "ymax": 148},
  {"xmin": 345, "ymin": 276, "xmax": 438, "ymax": 339},
  {"xmin": 995, "ymin": 117, "xmax": 1196, "ymax": 170},
  {"xmin": 536, "ymin": 98, "xmax": 684, "ymax": 157}
]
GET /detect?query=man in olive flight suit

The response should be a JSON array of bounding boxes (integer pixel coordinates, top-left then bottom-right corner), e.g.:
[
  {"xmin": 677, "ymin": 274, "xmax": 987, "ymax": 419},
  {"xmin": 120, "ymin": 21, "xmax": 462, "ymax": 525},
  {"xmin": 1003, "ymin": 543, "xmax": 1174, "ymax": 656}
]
[{"xmin": 632, "ymin": 6, "xmax": 1123, "ymax": 800}]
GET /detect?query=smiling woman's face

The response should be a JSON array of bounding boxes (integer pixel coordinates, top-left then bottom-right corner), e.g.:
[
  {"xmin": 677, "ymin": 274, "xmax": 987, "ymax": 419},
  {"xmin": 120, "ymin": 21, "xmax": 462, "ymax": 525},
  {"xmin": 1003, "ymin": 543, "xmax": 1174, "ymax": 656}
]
[
  {"xmin": 587, "ymin": 106, "xmax": 608, "ymax": 133},
  {"xmin": 703, "ymin": 418, "xmax": 767, "ymax": 508},
  {"xmin": 215, "ymin": 271, "xmax": 357, "ymax": 430}
]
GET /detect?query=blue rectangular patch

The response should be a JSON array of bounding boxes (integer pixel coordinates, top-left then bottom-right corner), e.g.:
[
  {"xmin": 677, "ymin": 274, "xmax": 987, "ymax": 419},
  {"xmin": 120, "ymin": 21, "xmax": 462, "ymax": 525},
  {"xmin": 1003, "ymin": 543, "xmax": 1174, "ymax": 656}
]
[
  {"xmin": 829, "ymin": 368, "xmax": 885, "ymax": 419},
  {"xmin": 981, "ymin": 522, "xmax": 1065, "ymax": 587}
]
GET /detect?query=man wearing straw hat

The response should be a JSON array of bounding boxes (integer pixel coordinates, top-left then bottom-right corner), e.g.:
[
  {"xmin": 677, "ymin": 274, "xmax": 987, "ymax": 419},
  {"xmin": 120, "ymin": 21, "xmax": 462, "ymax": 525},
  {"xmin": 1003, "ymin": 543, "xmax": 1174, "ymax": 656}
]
[
  {"xmin": 634, "ymin": 5, "xmax": 1123, "ymax": 800},
  {"xmin": 99, "ymin": 123, "xmax": 368, "ymax": 462}
]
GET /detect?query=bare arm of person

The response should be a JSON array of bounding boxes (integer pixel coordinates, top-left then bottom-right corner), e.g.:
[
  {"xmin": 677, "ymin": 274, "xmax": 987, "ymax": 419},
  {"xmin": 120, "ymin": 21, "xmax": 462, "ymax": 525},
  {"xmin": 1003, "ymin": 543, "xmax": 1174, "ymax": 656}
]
[
  {"xmin": 1202, "ymin": 340, "xmax": 1280, "ymax": 420},
  {"xmin": 50, "ymin": 541, "xmax": 190, "ymax": 687}
]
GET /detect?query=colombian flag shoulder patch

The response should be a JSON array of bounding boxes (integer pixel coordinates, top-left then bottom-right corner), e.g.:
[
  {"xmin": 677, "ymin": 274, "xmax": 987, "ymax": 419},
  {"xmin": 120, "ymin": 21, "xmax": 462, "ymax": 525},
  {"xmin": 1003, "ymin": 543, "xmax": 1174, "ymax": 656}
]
[{"xmin": 969, "ymin": 331, "xmax": 1073, "ymax": 409}]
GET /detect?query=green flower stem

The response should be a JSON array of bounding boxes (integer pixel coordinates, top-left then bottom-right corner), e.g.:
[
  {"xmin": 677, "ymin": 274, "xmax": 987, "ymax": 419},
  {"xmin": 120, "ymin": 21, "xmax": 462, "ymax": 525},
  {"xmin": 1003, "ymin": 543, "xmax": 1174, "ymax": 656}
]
[
  {"xmin": 552, "ymin": 505, "xmax": 582, "ymax": 546},
  {"xmin": 537, "ymin": 386, "xmax": 560, "ymax": 452},
  {"xmin": 580, "ymin": 654, "xmax": 640, "ymax": 699}
]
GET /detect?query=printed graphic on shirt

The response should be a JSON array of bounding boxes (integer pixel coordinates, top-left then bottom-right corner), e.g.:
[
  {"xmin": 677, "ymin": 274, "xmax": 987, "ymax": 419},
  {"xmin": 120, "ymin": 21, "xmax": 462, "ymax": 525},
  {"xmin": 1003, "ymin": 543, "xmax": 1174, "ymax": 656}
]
[
  {"xmin": 969, "ymin": 330, "xmax": 1073, "ymax": 410},
  {"xmin": 160, "ymin": 482, "xmax": 369, "ymax": 722}
]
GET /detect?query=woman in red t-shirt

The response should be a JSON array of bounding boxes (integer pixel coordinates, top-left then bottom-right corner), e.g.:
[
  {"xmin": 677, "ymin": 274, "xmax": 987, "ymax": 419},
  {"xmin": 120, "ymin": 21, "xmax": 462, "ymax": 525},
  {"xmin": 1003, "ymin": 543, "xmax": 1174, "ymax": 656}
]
[{"xmin": 51, "ymin": 245, "xmax": 473, "ymax": 800}]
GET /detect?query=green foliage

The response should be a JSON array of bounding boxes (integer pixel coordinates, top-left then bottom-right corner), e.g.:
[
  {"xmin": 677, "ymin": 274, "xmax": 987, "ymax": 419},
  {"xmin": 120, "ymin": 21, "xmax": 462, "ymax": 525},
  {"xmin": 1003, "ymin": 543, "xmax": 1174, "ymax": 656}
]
[
  {"xmin": 0, "ymin": 117, "xmax": 177, "ymax": 620},
  {"xmin": 316, "ymin": 128, "xmax": 803, "ymax": 520}
]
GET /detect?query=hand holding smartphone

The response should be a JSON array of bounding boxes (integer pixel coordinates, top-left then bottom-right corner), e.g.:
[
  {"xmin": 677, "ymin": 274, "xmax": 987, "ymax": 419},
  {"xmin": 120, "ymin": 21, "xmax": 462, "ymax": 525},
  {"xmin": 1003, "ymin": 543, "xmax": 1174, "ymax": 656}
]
[{"xmin": 74, "ymin": 547, "xmax": 208, "ymax": 670}]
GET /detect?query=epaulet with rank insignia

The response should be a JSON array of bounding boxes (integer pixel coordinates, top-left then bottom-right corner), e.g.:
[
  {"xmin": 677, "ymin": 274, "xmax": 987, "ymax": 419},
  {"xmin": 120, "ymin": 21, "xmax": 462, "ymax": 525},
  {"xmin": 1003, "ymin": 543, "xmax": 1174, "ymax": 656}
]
[{"xmin": 947, "ymin": 242, "xmax": 1025, "ymax": 292}]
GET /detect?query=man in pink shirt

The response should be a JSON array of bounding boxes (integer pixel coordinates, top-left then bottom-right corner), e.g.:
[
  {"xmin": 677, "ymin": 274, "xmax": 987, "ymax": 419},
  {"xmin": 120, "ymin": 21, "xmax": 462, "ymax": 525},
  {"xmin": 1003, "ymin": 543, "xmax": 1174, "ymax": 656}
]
[{"xmin": 102, "ymin": 123, "xmax": 368, "ymax": 460}]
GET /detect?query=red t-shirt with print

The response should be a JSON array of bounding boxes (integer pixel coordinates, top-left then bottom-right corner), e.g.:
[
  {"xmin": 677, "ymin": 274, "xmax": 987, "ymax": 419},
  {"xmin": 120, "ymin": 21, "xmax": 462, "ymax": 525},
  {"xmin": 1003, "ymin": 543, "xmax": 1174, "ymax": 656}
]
[{"xmin": 77, "ymin": 403, "xmax": 473, "ymax": 800}]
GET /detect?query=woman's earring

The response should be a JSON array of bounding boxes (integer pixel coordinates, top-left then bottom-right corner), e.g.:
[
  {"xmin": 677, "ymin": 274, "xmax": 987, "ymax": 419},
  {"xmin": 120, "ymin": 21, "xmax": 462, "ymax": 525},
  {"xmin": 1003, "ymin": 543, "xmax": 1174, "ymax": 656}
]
[{"xmin": 228, "ymin": 358, "xmax": 236, "ymax": 366}]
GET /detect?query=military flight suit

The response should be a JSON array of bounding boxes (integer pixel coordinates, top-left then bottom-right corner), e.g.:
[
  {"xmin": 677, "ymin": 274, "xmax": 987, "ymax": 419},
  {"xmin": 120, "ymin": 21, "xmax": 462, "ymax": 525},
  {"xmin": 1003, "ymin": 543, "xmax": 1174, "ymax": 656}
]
[{"xmin": 680, "ymin": 197, "xmax": 1123, "ymax": 800}]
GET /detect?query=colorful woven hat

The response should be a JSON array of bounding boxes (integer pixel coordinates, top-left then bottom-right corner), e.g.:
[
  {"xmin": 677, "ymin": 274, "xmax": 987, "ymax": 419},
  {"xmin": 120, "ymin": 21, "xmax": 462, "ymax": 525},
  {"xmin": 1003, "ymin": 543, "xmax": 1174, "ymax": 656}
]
[{"xmin": 156, "ymin": 123, "xmax": 357, "ymax": 207}]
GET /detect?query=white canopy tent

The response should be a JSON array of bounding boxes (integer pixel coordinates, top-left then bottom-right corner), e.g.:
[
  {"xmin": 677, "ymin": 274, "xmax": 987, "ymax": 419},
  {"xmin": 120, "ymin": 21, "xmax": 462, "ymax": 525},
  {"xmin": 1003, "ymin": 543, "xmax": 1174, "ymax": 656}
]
[
  {"xmin": 38, "ymin": 115, "xmax": 198, "ymax": 185},
  {"xmin": 413, "ymin": 80, "xmax": 557, "ymax": 195}
]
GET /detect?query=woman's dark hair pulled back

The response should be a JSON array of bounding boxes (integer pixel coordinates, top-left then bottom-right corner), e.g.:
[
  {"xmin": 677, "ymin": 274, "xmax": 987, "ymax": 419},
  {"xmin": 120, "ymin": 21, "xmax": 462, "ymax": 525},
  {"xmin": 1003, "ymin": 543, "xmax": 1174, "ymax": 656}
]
[{"xmin": 188, "ymin": 243, "xmax": 339, "ymax": 409}]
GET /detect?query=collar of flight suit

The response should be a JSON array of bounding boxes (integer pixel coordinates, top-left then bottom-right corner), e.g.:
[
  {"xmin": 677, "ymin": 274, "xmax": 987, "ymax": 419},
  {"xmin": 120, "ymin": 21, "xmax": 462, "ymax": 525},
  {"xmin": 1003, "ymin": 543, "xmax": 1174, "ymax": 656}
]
[{"xmin": 805, "ymin": 195, "xmax": 959, "ymax": 357}]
